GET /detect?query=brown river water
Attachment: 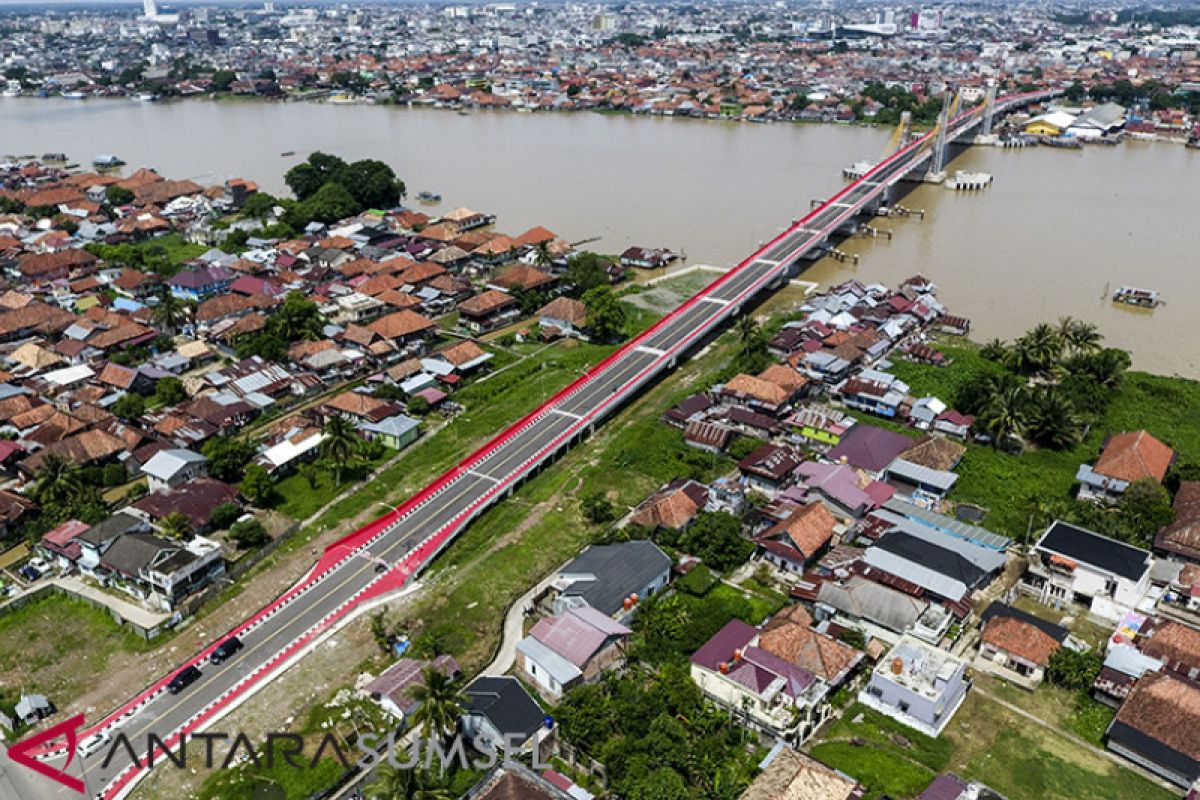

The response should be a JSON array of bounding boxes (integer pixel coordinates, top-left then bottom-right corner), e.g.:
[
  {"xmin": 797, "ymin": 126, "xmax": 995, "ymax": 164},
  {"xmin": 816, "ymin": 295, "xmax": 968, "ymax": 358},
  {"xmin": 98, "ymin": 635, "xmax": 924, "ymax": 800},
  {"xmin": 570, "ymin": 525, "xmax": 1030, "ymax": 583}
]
[{"xmin": 3, "ymin": 97, "xmax": 1198, "ymax": 377}]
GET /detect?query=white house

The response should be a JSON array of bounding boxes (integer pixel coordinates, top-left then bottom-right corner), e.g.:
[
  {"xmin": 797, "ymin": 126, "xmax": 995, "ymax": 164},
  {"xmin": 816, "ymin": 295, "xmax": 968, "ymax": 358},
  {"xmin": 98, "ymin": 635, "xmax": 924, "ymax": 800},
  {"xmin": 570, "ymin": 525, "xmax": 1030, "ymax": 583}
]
[
  {"xmin": 141, "ymin": 448, "xmax": 208, "ymax": 492},
  {"xmin": 1020, "ymin": 520, "xmax": 1153, "ymax": 621}
]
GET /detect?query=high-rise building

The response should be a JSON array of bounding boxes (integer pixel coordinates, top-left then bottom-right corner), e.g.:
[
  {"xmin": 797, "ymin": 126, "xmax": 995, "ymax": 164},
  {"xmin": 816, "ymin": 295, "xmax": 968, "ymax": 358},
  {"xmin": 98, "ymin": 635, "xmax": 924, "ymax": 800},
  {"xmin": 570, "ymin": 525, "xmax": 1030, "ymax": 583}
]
[{"xmin": 143, "ymin": 0, "xmax": 158, "ymax": 18}]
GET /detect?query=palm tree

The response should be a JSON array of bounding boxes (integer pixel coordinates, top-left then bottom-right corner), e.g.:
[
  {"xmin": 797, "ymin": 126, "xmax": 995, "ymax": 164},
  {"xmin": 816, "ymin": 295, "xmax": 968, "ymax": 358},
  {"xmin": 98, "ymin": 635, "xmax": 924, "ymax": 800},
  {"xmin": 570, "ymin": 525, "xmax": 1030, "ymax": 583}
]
[
  {"xmin": 734, "ymin": 315, "xmax": 768, "ymax": 372},
  {"xmin": 405, "ymin": 667, "xmax": 465, "ymax": 742},
  {"xmin": 1012, "ymin": 323, "xmax": 1063, "ymax": 375},
  {"xmin": 31, "ymin": 453, "xmax": 83, "ymax": 508},
  {"xmin": 321, "ymin": 415, "xmax": 360, "ymax": 485},
  {"xmin": 152, "ymin": 286, "xmax": 188, "ymax": 336},
  {"xmin": 1027, "ymin": 388, "xmax": 1084, "ymax": 450},
  {"xmin": 532, "ymin": 240, "xmax": 553, "ymax": 269},
  {"xmin": 159, "ymin": 511, "xmax": 192, "ymax": 539},
  {"xmin": 1058, "ymin": 316, "xmax": 1102, "ymax": 355},
  {"xmin": 979, "ymin": 338, "xmax": 1009, "ymax": 363},
  {"xmin": 364, "ymin": 761, "xmax": 452, "ymax": 800},
  {"xmin": 979, "ymin": 384, "xmax": 1028, "ymax": 450}
]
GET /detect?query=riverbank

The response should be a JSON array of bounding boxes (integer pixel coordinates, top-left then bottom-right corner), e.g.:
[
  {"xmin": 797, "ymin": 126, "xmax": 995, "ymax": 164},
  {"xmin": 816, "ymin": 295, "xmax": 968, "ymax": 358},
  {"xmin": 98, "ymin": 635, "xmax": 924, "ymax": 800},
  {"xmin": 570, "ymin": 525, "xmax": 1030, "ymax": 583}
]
[{"xmin": 4, "ymin": 95, "xmax": 1198, "ymax": 378}]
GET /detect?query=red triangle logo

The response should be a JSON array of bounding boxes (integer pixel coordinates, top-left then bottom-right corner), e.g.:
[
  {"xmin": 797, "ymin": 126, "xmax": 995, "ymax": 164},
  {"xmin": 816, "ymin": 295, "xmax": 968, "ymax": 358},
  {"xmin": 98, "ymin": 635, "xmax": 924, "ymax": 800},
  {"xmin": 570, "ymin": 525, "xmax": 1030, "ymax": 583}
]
[{"xmin": 6, "ymin": 713, "xmax": 86, "ymax": 794}]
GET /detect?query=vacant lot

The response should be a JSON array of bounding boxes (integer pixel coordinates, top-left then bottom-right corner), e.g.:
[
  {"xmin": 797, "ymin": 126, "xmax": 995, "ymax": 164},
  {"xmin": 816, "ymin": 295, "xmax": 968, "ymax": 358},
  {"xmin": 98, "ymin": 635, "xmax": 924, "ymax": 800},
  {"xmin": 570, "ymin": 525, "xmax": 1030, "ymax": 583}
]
[
  {"xmin": 888, "ymin": 338, "xmax": 1200, "ymax": 540},
  {"xmin": 809, "ymin": 697, "xmax": 1174, "ymax": 800},
  {"xmin": 0, "ymin": 594, "xmax": 155, "ymax": 710}
]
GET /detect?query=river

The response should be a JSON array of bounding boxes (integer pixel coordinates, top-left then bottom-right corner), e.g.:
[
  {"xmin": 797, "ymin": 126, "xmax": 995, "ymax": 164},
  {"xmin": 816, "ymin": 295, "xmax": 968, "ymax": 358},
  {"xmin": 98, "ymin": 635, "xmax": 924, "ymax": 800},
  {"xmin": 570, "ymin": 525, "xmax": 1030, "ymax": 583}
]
[{"xmin": 2, "ymin": 97, "xmax": 1198, "ymax": 377}]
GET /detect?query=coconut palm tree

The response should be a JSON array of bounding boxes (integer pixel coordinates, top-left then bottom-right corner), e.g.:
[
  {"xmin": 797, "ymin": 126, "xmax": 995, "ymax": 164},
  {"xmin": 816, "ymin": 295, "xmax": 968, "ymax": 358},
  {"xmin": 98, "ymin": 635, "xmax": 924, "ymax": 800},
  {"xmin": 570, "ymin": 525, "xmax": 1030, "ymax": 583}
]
[
  {"xmin": 532, "ymin": 240, "xmax": 553, "ymax": 269},
  {"xmin": 364, "ymin": 761, "xmax": 452, "ymax": 800},
  {"xmin": 734, "ymin": 315, "xmax": 768, "ymax": 372},
  {"xmin": 321, "ymin": 414, "xmax": 360, "ymax": 485},
  {"xmin": 979, "ymin": 338, "xmax": 1009, "ymax": 363},
  {"xmin": 1011, "ymin": 323, "xmax": 1063, "ymax": 375},
  {"xmin": 159, "ymin": 511, "xmax": 193, "ymax": 539},
  {"xmin": 978, "ymin": 384, "xmax": 1029, "ymax": 449},
  {"xmin": 31, "ymin": 453, "xmax": 83, "ymax": 508},
  {"xmin": 1027, "ymin": 388, "xmax": 1084, "ymax": 450},
  {"xmin": 152, "ymin": 286, "xmax": 188, "ymax": 336},
  {"xmin": 1058, "ymin": 316, "xmax": 1102, "ymax": 355},
  {"xmin": 405, "ymin": 667, "xmax": 465, "ymax": 741}
]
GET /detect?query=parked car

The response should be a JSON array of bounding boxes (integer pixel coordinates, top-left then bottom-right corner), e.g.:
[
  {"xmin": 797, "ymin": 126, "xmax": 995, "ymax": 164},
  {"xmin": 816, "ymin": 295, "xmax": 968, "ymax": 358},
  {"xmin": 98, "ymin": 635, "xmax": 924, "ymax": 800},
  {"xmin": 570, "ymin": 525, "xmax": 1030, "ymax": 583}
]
[
  {"xmin": 167, "ymin": 665, "xmax": 202, "ymax": 694},
  {"xmin": 28, "ymin": 557, "xmax": 51, "ymax": 573},
  {"xmin": 209, "ymin": 636, "xmax": 244, "ymax": 665},
  {"xmin": 18, "ymin": 565, "xmax": 41, "ymax": 582}
]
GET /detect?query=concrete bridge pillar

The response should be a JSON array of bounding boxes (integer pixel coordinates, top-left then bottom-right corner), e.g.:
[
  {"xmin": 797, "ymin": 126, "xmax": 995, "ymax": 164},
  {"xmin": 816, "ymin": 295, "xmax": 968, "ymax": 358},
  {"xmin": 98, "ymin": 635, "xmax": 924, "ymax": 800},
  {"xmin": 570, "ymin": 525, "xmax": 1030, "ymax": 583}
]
[
  {"xmin": 929, "ymin": 90, "xmax": 952, "ymax": 180},
  {"xmin": 981, "ymin": 81, "xmax": 999, "ymax": 136}
]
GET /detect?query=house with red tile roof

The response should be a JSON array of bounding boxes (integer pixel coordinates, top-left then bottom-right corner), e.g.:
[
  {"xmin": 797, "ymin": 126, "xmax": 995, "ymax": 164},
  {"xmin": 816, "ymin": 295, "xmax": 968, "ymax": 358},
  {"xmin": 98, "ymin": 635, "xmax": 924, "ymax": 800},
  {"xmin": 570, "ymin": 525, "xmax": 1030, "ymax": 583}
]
[{"xmin": 1077, "ymin": 430, "xmax": 1175, "ymax": 502}]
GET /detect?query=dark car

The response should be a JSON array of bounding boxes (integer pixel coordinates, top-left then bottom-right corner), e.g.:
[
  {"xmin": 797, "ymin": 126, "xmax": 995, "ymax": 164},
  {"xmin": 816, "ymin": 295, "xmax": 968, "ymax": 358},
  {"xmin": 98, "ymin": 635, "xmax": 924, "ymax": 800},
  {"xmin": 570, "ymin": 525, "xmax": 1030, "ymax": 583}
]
[
  {"xmin": 18, "ymin": 565, "xmax": 41, "ymax": 582},
  {"xmin": 166, "ymin": 665, "xmax": 202, "ymax": 694},
  {"xmin": 209, "ymin": 636, "xmax": 244, "ymax": 665}
]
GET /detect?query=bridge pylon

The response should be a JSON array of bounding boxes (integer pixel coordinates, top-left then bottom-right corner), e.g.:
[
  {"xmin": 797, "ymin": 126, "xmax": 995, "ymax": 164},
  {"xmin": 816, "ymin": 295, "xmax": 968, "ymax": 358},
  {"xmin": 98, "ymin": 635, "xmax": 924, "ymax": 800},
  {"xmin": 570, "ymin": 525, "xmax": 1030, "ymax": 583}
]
[
  {"xmin": 981, "ymin": 80, "xmax": 999, "ymax": 136},
  {"xmin": 927, "ymin": 89, "xmax": 953, "ymax": 183}
]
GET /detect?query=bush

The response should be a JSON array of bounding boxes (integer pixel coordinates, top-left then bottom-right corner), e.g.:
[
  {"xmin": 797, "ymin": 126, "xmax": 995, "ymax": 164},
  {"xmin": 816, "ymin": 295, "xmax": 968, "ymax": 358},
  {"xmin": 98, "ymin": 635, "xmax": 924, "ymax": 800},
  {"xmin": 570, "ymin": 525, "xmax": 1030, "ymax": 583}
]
[
  {"xmin": 229, "ymin": 518, "xmax": 269, "ymax": 549},
  {"xmin": 210, "ymin": 502, "xmax": 242, "ymax": 530},
  {"xmin": 675, "ymin": 566, "xmax": 717, "ymax": 597},
  {"xmin": 581, "ymin": 491, "xmax": 617, "ymax": 524}
]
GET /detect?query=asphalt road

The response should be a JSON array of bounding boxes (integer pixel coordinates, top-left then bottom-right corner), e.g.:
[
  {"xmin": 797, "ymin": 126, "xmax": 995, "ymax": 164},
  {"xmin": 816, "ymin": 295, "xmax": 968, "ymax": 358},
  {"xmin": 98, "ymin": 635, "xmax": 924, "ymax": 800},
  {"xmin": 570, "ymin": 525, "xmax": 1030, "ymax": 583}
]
[{"xmin": 1, "ymin": 91, "xmax": 1055, "ymax": 800}]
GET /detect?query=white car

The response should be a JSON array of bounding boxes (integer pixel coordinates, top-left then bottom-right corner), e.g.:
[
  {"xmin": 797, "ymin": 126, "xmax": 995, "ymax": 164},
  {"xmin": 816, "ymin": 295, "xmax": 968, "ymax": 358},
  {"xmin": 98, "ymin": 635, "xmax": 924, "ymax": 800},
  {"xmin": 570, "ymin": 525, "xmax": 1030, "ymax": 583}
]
[{"xmin": 28, "ymin": 557, "xmax": 51, "ymax": 574}]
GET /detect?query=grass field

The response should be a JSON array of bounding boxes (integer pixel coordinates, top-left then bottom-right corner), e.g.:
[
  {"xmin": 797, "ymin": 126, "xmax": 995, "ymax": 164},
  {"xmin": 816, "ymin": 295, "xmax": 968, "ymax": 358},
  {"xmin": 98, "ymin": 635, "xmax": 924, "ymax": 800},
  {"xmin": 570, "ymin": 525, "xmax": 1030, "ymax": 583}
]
[
  {"xmin": 0, "ymin": 595, "xmax": 154, "ymax": 709},
  {"xmin": 887, "ymin": 337, "xmax": 1200, "ymax": 541},
  {"xmin": 810, "ymin": 697, "xmax": 1174, "ymax": 800}
]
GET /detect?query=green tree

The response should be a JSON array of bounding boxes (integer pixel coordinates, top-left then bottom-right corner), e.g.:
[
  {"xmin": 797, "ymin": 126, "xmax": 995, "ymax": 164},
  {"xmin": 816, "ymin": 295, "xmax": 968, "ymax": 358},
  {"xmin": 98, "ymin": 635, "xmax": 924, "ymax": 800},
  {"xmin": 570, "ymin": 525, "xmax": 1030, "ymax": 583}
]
[
  {"xmin": 210, "ymin": 69, "xmax": 236, "ymax": 92},
  {"xmin": 152, "ymin": 285, "xmax": 189, "ymax": 336},
  {"xmin": 339, "ymin": 158, "xmax": 405, "ymax": 209},
  {"xmin": 154, "ymin": 377, "xmax": 186, "ymax": 406},
  {"xmin": 239, "ymin": 463, "xmax": 276, "ymax": 506},
  {"xmin": 1046, "ymin": 647, "xmax": 1102, "ymax": 691},
  {"xmin": 104, "ymin": 185, "xmax": 134, "ymax": 206},
  {"xmin": 581, "ymin": 491, "xmax": 617, "ymax": 524},
  {"xmin": 239, "ymin": 192, "xmax": 278, "ymax": 219},
  {"xmin": 1011, "ymin": 323, "xmax": 1064, "ymax": 375},
  {"xmin": 300, "ymin": 181, "xmax": 359, "ymax": 224},
  {"xmin": 112, "ymin": 393, "xmax": 145, "ymax": 421},
  {"xmin": 582, "ymin": 286, "xmax": 627, "ymax": 342},
  {"xmin": 322, "ymin": 415, "xmax": 361, "ymax": 484},
  {"xmin": 285, "ymin": 152, "xmax": 349, "ymax": 200},
  {"xmin": 1026, "ymin": 388, "xmax": 1083, "ymax": 450},
  {"xmin": 977, "ymin": 382, "xmax": 1029, "ymax": 449},
  {"xmin": 364, "ymin": 762, "xmax": 451, "ymax": 800},
  {"xmin": 220, "ymin": 229, "xmax": 249, "ymax": 254},
  {"xmin": 628, "ymin": 767, "xmax": 689, "ymax": 800},
  {"xmin": 734, "ymin": 315, "xmax": 770, "ymax": 374},
  {"xmin": 31, "ymin": 453, "xmax": 83, "ymax": 509},
  {"xmin": 201, "ymin": 435, "xmax": 258, "ymax": 483},
  {"xmin": 1058, "ymin": 316, "xmax": 1102, "ymax": 355},
  {"xmin": 405, "ymin": 667, "xmax": 466, "ymax": 740},
  {"xmin": 159, "ymin": 511, "xmax": 192, "ymax": 539},
  {"xmin": 678, "ymin": 511, "xmax": 752, "ymax": 573},
  {"xmin": 565, "ymin": 251, "xmax": 610, "ymax": 295},
  {"xmin": 210, "ymin": 502, "xmax": 242, "ymax": 530},
  {"xmin": 229, "ymin": 518, "xmax": 269, "ymax": 548},
  {"xmin": 271, "ymin": 292, "xmax": 324, "ymax": 341}
]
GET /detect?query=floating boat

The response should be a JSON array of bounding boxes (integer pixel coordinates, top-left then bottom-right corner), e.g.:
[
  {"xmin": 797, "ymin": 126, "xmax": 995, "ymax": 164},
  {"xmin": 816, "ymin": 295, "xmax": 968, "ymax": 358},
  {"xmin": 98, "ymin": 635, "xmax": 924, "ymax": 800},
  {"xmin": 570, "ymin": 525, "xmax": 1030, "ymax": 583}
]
[
  {"xmin": 280, "ymin": 151, "xmax": 296, "ymax": 157},
  {"xmin": 93, "ymin": 154, "xmax": 125, "ymax": 168},
  {"xmin": 42, "ymin": 152, "xmax": 68, "ymax": 163},
  {"xmin": 1112, "ymin": 286, "xmax": 1162, "ymax": 308},
  {"xmin": 134, "ymin": 93, "xmax": 158, "ymax": 102},
  {"xmin": 62, "ymin": 91, "xmax": 87, "ymax": 100},
  {"xmin": 416, "ymin": 191, "xmax": 442, "ymax": 204},
  {"xmin": 1038, "ymin": 135, "xmax": 1082, "ymax": 149}
]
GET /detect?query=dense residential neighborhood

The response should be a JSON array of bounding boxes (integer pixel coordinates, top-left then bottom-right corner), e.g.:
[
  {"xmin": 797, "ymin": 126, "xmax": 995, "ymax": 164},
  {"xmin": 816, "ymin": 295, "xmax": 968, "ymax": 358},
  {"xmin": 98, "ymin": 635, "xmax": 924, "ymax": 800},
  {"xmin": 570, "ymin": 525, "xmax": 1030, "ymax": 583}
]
[{"xmin": 3, "ymin": 4, "xmax": 1200, "ymax": 799}]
